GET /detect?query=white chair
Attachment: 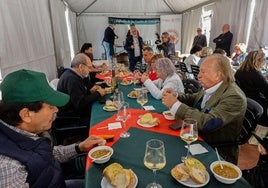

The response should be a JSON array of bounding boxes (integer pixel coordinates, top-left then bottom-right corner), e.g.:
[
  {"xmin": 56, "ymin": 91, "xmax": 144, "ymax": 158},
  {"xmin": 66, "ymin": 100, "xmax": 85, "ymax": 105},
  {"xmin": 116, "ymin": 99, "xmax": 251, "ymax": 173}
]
[{"xmin": 49, "ymin": 78, "xmax": 59, "ymax": 90}]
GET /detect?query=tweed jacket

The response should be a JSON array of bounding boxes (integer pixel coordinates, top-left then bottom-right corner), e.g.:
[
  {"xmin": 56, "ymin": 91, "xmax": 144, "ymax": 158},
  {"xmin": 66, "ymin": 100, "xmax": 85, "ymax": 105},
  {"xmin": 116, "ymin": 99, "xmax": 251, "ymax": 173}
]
[{"xmin": 176, "ymin": 82, "xmax": 247, "ymax": 163}]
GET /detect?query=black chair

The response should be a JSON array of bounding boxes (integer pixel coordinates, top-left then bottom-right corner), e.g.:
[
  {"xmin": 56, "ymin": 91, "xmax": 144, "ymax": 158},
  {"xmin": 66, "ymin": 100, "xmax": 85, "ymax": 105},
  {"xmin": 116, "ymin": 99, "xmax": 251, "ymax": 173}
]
[
  {"xmin": 50, "ymin": 116, "xmax": 89, "ymax": 145},
  {"xmin": 190, "ymin": 64, "xmax": 200, "ymax": 80},
  {"xmin": 182, "ymin": 79, "xmax": 202, "ymax": 94},
  {"xmin": 180, "ymin": 62, "xmax": 188, "ymax": 74},
  {"xmin": 212, "ymin": 98, "xmax": 263, "ymax": 147}
]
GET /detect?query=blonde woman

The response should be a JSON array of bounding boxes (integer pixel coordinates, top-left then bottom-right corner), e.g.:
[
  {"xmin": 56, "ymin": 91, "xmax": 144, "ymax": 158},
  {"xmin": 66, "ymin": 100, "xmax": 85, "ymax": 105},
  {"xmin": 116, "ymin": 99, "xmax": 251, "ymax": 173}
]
[{"xmin": 235, "ymin": 50, "xmax": 268, "ymax": 122}]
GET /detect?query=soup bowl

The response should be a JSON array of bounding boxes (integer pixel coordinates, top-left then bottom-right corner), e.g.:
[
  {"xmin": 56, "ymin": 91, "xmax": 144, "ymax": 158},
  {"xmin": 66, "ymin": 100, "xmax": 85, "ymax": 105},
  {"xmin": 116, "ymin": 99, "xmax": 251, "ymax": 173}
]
[
  {"xmin": 88, "ymin": 146, "xmax": 113, "ymax": 164},
  {"xmin": 210, "ymin": 161, "xmax": 242, "ymax": 184}
]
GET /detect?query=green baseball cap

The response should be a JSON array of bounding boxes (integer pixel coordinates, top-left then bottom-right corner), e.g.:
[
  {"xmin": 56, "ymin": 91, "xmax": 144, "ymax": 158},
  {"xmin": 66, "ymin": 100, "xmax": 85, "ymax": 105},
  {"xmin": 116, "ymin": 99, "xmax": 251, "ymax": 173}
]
[{"xmin": 0, "ymin": 69, "xmax": 69, "ymax": 107}]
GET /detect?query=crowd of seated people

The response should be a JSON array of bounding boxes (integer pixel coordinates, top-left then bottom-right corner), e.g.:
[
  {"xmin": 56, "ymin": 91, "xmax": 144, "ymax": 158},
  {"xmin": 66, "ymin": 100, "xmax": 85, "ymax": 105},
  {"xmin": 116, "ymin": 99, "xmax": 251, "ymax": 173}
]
[{"xmin": 2, "ymin": 20, "xmax": 268, "ymax": 188}]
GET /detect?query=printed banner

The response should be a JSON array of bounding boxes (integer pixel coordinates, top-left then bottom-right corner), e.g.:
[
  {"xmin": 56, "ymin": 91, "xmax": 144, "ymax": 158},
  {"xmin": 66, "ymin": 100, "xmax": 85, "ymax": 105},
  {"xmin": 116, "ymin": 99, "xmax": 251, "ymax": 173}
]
[
  {"xmin": 108, "ymin": 17, "xmax": 160, "ymax": 25},
  {"xmin": 160, "ymin": 14, "xmax": 182, "ymax": 51}
]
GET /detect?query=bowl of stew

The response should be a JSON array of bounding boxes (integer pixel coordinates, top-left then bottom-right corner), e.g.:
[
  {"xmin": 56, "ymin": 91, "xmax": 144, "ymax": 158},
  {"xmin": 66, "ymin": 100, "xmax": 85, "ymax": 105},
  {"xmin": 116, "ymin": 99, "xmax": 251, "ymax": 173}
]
[
  {"xmin": 88, "ymin": 146, "xmax": 113, "ymax": 164},
  {"xmin": 210, "ymin": 161, "xmax": 242, "ymax": 184},
  {"xmin": 163, "ymin": 111, "xmax": 175, "ymax": 120}
]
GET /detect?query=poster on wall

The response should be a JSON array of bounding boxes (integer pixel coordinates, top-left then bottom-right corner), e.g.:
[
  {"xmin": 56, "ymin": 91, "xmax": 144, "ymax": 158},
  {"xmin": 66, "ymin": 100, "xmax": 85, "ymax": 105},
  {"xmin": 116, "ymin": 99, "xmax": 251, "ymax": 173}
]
[{"xmin": 160, "ymin": 15, "xmax": 182, "ymax": 51}]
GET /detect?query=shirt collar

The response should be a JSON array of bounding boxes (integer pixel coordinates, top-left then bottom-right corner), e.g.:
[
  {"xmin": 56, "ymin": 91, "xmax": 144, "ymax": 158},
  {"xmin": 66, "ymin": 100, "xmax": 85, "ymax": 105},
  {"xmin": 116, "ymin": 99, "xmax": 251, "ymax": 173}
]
[
  {"xmin": 0, "ymin": 119, "xmax": 39, "ymax": 140},
  {"xmin": 204, "ymin": 81, "xmax": 223, "ymax": 95}
]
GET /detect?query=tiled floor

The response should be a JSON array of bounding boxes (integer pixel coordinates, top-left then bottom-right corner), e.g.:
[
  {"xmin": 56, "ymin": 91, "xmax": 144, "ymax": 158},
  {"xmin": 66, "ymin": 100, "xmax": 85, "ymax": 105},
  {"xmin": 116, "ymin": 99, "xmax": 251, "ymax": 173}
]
[{"xmin": 238, "ymin": 143, "xmax": 259, "ymax": 170}]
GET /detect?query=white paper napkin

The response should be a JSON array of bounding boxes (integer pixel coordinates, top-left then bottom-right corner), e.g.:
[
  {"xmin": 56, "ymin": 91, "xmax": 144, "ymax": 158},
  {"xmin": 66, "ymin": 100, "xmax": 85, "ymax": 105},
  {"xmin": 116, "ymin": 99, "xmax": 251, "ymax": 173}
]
[
  {"xmin": 143, "ymin": 105, "xmax": 155, "ymax": 110},
  {"xmin": 185, "ymin": 143, "xmax": 209, "ymax": 155},
  {"xmin": 108, "ymin": 122, "xmax": 122, "ymax": 130}
]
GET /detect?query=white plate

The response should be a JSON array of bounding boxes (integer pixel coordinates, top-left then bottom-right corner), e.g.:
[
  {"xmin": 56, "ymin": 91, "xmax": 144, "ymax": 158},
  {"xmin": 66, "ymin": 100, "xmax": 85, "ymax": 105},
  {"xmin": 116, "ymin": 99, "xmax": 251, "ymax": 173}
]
[
  {"xmin": 120, "ymin": 81, "xmax": 133, "ymax": 86},
  {"xmin": 134, "ymin": 88, "xmax": 148, "ymax": 93},
  {"xmin": 137, "ymin": 119, "xmax": 157, "ymax": 128},
  {"xmin": 173, "ymin": 163, "xmax": 210, "ymax": 187},
  {"xmin": 127, "ymin": 93, "xmax": 137, "ymax": 99},
  {"xmin": 103, "ymin": 106, "xmax": 117, "ymax": 112},
  {"xmin": 101, "ymin": 172, "xmax": 138, "ymax": 188},
  {"xmin": 162, "ymin": 111, "xmax": 175, "ymax": 120}
]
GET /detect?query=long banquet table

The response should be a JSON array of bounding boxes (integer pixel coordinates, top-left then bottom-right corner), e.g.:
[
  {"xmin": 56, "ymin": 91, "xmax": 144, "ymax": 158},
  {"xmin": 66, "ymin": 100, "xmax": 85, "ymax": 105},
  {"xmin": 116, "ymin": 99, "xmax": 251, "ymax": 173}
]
[{"xmin": 85, "ymin": 83, "xmax": 252, "ymax": 188}]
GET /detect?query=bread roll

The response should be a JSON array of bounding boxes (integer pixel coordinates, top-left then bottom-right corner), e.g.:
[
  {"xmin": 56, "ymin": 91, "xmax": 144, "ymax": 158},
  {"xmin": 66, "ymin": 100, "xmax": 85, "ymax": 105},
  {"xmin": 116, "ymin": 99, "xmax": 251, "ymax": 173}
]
[
  {"xmin": 184, "ymin": 158, "xmax": 206, "ymax": 172},
  {"xmin": 103, "ymin": 163, "xmax": 136, "ymax": 188},
  {"xmin": 140, "ymin": 113, "xmax": 153, "ymax": 124},
  {"xmin": 111, "ymin": 169, "xmax": 131, "ymax": 188},
  {"xmin": 184, "ymin": 158, "xmax": 207, "ymax": 184},
  {"xmin": 171, "ymin": 164, "xmax": 190, "ymax": 182},
  {"xmin": 103, "ymin": 163, "xmax": 124, "ymax": 183},
  {"xmin": 189, "ymin": 167, "xmax": 207, "ymax": 184},
  {"xmin": 126, "ymin": 169, "xmax": 136, "ymax": 188}
]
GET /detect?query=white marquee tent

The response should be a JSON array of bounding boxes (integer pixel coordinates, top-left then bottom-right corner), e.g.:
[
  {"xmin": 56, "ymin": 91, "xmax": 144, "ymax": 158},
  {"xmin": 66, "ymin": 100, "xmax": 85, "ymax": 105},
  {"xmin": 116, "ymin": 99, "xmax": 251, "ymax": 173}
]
[{"xmin": 0, "ymin": 0, "xmax": 267, "ymax": 80}]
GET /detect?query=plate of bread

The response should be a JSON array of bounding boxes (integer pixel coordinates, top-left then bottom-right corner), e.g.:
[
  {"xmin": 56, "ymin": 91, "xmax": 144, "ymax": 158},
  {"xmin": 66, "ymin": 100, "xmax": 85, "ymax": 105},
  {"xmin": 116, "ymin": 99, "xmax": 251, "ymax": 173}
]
[
  {"xmin": 171, "ymin": 157, "xmax": 209, "ymax": 187},
  {"xmin": 120, "ymin": 78, "xmax": 133, "ymax": 86},
  {"xmin": 127, "ymin": 90, "xmax": 140, "ymax": 98},
  {"xmin": 137, "ymin": 113, "xmax": 160, "ymax": 128},
  {"xmin": 102, "ymin": 163, "xmax": 138, "ymax": 188},
  {"xmin": 103, "ymin": 100, "xmax": 118, "ymax": 111}
]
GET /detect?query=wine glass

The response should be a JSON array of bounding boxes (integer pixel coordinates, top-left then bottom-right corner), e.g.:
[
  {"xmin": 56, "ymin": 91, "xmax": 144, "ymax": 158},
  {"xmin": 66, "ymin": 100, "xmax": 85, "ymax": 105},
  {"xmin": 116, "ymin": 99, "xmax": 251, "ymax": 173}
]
[
  {"xmin": 113, "ymin": 91, "xmax": 124, "ymax": 110},
  {"xmin": 144, "ymin": 139, "xmax": 166, "ymax": 188},
  {"xmin": 137, "ymin": 89, "xmax": 148, "ymax": 109},
  {"xmin": 117, "ymin": 102, "xmax": 131, "ymax": 138},
  {"xmin": 180, "ymin": 118, "xmax": 198, "ymax": 162}
]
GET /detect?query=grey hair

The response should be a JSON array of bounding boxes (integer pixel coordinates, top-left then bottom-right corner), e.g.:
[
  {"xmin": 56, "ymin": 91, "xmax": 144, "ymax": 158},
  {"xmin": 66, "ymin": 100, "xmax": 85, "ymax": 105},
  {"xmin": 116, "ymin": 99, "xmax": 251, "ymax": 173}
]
[
  {"xmin": 155, "ymin": 58, "xmax": 176, "ymax": 77},
  {"xmin": 71, "ymin": 53, "xmax": 88, "ymax": 68}
]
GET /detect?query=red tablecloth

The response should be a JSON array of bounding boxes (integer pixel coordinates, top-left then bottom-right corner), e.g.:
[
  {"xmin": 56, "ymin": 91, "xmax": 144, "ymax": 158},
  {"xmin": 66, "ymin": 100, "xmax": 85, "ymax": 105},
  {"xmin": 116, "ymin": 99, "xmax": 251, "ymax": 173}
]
[{"xmin": 96, "ymin": 71, "xmax": 135, "ymax": 81}]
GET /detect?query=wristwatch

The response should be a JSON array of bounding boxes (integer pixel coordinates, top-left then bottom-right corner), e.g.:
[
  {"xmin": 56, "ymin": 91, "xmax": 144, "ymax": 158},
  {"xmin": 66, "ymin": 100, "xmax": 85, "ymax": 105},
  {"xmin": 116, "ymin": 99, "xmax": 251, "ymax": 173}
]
[{"xmin": 75, "ymin": 143, "xmax": 83, "ymax": 154}]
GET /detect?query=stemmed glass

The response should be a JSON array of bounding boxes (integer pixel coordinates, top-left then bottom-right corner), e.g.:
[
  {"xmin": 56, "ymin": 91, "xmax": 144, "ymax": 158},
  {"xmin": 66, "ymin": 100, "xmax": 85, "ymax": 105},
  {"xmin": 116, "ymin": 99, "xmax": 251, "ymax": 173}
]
[
  {"xmin": 144, "ymin": 139, "xmax": 166, "ymax": 188},
  {"xmin": 180, "ymin": 118, "xmax": 198, "ymax": 162},
  {"xmin": 117, "ymin": 102, "xmax": 131, "ymax": 138},
  {"xmin": 136, "ymin": 89, "xmax": 148, "ymax": 109},
  {"xmin": 113, "ymin": 91, "xmax": 124, "ymax": 110}
]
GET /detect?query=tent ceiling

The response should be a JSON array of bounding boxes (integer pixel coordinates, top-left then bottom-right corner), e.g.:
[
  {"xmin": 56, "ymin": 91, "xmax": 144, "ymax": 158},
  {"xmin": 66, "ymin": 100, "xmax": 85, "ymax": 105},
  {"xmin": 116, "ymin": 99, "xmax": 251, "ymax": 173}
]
[{"xmin": 65, "ymin": 0, "xmax": 212, "ymax": 15}]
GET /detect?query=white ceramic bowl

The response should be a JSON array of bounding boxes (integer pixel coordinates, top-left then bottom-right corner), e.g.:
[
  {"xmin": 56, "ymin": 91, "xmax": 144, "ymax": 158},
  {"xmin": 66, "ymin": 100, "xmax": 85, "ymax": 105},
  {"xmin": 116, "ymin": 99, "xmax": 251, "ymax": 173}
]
[
  {"xmin": 210, "ymin": 161, "xmax": 242, "ymax": 184},
  {"xmin": 163, "ymin": 111, "xmax": 175, "ymax": 120},
  {"xmin": 88, "ymin": 146, "xmax": 113, "ymax": 164}
]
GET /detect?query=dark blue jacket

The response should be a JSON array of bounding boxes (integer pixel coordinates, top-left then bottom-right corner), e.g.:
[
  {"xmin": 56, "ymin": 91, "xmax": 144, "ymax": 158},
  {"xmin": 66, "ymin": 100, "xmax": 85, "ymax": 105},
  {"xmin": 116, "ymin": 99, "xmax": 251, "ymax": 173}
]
[
  {"xmin": 213, "ymin": 31, "xmax": 233, "ymax": 56},
  {"xmin": 124, "ymin": 35, "xmax": 143, "ymax": 59},
  {"xmin": 103, "ymin": 26, "xmax": 116, "ymax": 44},
  {"xmin": 0, "ymin": 122, "xmax": 65, "ymax": 188}
]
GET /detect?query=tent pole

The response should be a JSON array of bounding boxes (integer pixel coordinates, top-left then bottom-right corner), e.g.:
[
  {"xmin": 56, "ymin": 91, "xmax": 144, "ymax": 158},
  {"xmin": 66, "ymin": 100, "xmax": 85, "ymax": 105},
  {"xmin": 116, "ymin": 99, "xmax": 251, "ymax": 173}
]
[
  {"xmin": 48, "ymin": 0, "xmax": 60, "ymax": 72},
  {"xmin": 77, "ymin": 0, "xmax": 98, "ymax": 17},
  {"xmin": 162, "ymin": 0, "xmax": 176, "ymax": 14}
]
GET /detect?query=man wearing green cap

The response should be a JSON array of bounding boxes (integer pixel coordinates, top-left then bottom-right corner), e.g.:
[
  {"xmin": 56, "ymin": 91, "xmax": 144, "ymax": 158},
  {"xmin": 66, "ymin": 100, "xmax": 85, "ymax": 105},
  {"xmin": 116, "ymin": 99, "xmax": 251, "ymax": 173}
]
[{"xmin": 0, "ymin": 69, "xmax": 105, "ymax": 187}]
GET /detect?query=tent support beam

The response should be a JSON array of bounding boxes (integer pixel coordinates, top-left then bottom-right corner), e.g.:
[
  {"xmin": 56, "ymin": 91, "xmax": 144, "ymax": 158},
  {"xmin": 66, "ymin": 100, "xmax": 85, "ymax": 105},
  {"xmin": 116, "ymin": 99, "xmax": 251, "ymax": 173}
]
[
  {"xmin": 180, "ymin": 0, "xmax": 219, "ymax": 14},
  {"xmin": 77, "ymin": 0, "xmax": 98, "ymax": 16},
  {"xmin": 162, "ymin": 0, "xmax": 176, "ymax": 14}
]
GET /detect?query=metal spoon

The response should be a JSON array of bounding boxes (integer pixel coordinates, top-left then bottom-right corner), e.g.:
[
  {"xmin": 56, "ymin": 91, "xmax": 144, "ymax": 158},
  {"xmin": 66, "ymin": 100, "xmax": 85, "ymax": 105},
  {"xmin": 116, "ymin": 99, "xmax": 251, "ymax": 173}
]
[{"xmin": 215, "ymin": 147, "xmax": 223, "ymax": 169}]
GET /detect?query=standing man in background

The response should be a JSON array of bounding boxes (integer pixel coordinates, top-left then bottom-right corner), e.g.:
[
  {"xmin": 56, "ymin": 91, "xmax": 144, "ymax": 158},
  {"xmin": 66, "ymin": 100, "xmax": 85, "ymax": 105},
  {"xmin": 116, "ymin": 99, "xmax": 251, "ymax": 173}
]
[
  {"xmin": 124, "ymin": 27, "xmax": 143, "ymax": 72},
  {"xmin": 102, "ymin": 20, "xmax": 118, "ymax": 60},
  {"xmin": 213, "ymin": 24, "xmax": 233, "ymax": 56},
  {"xmin": 192, "ymin": 28, "xmax": 207, "ymax": 47},
  {"xmin": 156, "ymin": 32, "xmax": 175, "ymax": 58}
]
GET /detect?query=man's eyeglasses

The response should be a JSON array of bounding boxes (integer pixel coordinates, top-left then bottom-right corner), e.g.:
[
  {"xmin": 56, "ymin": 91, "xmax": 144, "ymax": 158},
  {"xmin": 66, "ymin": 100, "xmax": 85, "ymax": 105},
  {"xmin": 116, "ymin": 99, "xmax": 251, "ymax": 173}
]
[{"xmin": 83, "ymin": 64, "xmax": 92, "ymax": 70}]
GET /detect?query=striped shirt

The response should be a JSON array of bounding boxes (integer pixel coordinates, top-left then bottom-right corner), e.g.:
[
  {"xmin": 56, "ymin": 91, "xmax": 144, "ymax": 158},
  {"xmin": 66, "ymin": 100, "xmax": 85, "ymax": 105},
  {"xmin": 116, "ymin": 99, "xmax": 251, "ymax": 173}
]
[{"xmin": 0, "ymin": 120, "xmax": 78, "ymax": 188}]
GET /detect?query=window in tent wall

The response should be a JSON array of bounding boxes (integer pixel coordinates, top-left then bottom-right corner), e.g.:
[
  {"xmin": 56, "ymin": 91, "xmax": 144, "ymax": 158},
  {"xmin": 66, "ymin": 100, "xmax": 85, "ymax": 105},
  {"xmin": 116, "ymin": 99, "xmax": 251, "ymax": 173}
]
[
  {"xmin": 201, "ymin": 10, "xmax": 212, "ymax": 47},
  {"xmin": 65, "ymin": 6, "xmax": 75, "ymax": 60}
]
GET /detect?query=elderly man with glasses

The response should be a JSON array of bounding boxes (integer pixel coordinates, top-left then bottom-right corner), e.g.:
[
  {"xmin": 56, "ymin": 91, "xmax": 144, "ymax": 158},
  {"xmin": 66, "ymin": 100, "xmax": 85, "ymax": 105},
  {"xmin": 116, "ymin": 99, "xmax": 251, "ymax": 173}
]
[{"xmin": 57, "ymin": 53, "xmax": 106, "ymax": 127}]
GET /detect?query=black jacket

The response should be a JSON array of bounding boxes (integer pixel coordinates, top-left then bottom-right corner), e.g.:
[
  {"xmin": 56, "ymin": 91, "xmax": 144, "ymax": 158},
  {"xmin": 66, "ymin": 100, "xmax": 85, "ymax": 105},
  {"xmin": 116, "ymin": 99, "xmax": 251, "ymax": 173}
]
[
  {"xmin": 124, "ymin": 35, "xmax": 143, "ymax": 59},
  {"xmin": 213, "ymin": 31, "xmax": 233, "ymax": 56},
  {"xmin": 57, "ymin": 69, "xmax": 100, "ymax": 117}
]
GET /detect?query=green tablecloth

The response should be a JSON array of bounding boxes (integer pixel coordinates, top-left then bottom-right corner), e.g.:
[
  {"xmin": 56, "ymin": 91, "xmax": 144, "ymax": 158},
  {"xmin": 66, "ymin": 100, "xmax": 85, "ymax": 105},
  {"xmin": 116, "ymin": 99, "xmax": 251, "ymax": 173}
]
[
  {"xmin": 85, "ymin": 127, "xmax": 252, "ymax": 188},
  {"xmin": 90, "ymin": 83, "xmax": 169, "ymax": 126}
]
